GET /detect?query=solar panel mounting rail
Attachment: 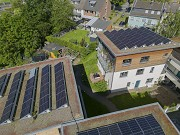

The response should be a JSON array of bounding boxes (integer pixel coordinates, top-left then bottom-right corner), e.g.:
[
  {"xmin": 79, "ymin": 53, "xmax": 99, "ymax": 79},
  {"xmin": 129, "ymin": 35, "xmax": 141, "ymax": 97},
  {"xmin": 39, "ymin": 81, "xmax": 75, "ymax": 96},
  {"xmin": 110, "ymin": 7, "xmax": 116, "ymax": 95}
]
[
  {"xmin": 0, "ymin": 73, "xmax": 11, "ymax": 97},
  {"xmin": 20, "ymin": 68, "xmax": 38, "ymax": 119},
  {"xmin": 0, "ymin": 70, "xmax": 25, "ymax": 125}
]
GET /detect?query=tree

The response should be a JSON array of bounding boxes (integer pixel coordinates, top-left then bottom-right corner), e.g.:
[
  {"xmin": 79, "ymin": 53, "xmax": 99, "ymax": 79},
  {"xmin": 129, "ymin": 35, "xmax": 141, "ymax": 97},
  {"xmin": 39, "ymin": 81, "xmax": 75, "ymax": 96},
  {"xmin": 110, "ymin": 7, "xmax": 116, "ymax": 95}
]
[
  {"xmin": 51, "ymin": 0, "xmax": 75, "ymax": 33},
  {"xmin": 156, "ymin": 12, "xmax": 180, "ymax": 38}
]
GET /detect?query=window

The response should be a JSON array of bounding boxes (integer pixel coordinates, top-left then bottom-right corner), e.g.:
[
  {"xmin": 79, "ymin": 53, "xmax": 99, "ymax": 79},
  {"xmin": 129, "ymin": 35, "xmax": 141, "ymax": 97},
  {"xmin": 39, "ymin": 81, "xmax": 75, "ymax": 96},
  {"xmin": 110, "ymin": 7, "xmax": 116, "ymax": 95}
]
[
  {"xmin": 140, "ymin": 56, "xmax": 150, "ymax": 63},
  {"xmin": 147, "ymin": 20, "xmax": 152, "ymax": 24},
  {"xmin": 157, "ymin": 11, "xmax": 161, "ymax": 15},
  {"xmin": 142, "ymin": 19, "xmax": 146, "ymax": 22},
  {"xmin": 120, "ymin": 72, "xmax": 128, "ymax": 77},
  {"xmin": 136, "ymin": 69, "xmax": 144, "ymax": 75},
  {"xmin": 150, "ymin": 67, "xmax": 154, "ymax": 73},
  {"xmin": 122, "ymin": 59, "xmax": 132, "ymax": 66},
  {"xmin": 163, "ymin": 53, "xmax": 168, "ymax": 57},
  {"xmin": 151, "ymin": 11, "xmax": 154, "ymax": 14},
  {"xmin": 145, "ymin": 10, "xmax": 148, "ymax": 13},
  {"xmin": 146, "ymin": 78, "xmax": 153, "ymax": 83},
  {"xmin": 127, "ymin": 82, "xmax": 131, "ymax": 87}
]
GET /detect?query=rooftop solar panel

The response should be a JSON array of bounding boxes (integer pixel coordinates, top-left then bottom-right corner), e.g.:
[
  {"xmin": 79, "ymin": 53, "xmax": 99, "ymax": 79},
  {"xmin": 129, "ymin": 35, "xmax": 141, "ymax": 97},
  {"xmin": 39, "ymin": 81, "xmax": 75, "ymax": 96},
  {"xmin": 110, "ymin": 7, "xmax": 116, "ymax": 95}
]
[
  {"xmin": 104, "ymin": 28, "xmax": 172, "ymax": 50},
  {"xmin": 0, "ymin": 74, "xmax": 11, "ymax": 97},
  {"xmin": 77, "ymin": 114, "xmax": 165, "ymax": 135},
  {"xmin": 39, "ymin": 65, "xmax": 51, "ymax": 114},
  {"xmin": 54, "ymin": 62, "xmax": 68, "ymax": 109},
  {"xmin": 20, "ymin": 68, "xmax": 38, "ymax": 119},
  {"xmin": 0, "ymin": 71, "xmax": 24, "ymax": 124}
]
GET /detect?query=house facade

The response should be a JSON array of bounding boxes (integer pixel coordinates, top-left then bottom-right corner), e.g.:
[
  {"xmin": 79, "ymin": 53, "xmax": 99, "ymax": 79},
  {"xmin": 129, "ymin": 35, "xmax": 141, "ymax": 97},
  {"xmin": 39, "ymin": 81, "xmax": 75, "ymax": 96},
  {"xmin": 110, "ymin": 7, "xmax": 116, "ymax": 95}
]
[
  {"xmin": 71, "ymin": 0, "xmax": 111, "ymax": 20},
  {"xmin": 128, "ymin": 0, "xmax": 164, "ymax": 28},
  {"xmin": 164, "ymin": 48, "xmax": 180, "ymax": 90},
  {"xmin": 96, "ymin": 27, "xmax": 180, "ymax": 91}
]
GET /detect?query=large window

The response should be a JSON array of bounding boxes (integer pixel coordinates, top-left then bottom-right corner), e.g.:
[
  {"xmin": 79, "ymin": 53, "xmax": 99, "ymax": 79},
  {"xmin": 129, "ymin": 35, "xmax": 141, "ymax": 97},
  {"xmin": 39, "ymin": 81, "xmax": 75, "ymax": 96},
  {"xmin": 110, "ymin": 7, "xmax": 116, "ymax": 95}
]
[
  {"xmin": 136, "ymin": 69, "xmax": 144, "ymax": 75},
  {"xmin": 122, "ymin": 59, "xmax": 132, "ymax": 66},
  {"xmin": 146, "ymin": 78, "xmax": 153, "ymax": 83},
  {"xmin": 120, "ymin": 72, "xmax": 128, "ymax": 77},
  {"xmin": 140, "ymin": 56, "xmax": 150, "ymax": 63}
]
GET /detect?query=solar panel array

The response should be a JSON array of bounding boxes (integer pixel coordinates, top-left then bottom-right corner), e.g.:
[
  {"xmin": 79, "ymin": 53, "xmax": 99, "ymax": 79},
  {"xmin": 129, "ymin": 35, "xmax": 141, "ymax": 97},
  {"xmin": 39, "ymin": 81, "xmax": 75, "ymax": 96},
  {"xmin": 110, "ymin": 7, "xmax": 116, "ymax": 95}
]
[
  {"xmin": 39, "ymin": 65, "xmax": 51, "ymax": 114},
  {"xmin": 0, "ymin": 74, "xmax": 11, "ymax": 97},
  {"xmin": 0, "ymin": 71, "xmax": 24, "ymax": 124},
  {"xmin": 104, "ymin": 27, "xmax": 171, "ymax": 50},
  {"xmin": 54, "ymin": 62, "xmax": 68, "ymax": 109},
  {"xmin": 20, "ymin": 68, "xmax": 38, "ymax": 119},
  {"xmin": 77, "ymin": 114, "xmax": 165, "ymax": 135}
]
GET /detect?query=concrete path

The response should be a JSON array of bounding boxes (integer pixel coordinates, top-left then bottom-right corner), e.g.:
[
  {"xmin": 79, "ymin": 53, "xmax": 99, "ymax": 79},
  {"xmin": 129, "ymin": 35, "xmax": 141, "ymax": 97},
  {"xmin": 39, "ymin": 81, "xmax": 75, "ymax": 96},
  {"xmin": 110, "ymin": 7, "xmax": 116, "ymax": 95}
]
[{"xmin": 73, "ymin": 65, "xmax": 118, "ymax": 112}]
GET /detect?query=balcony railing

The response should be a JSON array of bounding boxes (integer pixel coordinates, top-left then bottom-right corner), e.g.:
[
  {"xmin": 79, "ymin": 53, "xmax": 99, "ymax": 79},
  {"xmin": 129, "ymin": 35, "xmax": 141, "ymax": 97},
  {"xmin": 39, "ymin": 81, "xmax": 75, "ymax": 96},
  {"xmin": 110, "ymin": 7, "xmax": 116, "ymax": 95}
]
[
  {"xmin": 97, "ymin": 53, "xmax": 110, "ymax": 72},
  {"xmin": 165, "ymin": 67, "xmax": 180, "ymax": 83}
]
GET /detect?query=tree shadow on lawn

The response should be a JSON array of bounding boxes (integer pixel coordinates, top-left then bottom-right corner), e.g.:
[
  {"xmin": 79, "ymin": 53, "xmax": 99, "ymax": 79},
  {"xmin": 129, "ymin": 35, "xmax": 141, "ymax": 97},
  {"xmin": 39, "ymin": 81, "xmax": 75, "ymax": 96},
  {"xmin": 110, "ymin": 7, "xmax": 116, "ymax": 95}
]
[{"xmin": 110, "ymin": 91, "xmax": 161, "ymax": 110}]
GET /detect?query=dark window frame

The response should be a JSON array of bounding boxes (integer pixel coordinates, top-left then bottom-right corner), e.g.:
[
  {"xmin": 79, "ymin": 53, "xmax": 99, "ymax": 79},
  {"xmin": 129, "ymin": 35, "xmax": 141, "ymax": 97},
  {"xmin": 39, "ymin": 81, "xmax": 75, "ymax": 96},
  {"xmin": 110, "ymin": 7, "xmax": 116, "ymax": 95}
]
[
  {"xmin": 120, "ymin": 71, "xmax": 128, "ymax": 77},
  {"xmin": 140, "ymin": 56, "xmax": 150, "ymax": 63},
  {"xmin": 150, "ymin": 67, "xmax": 154, "ymax": 73},
  {"xmin": 146, "ymin": 78, "xmax": 153, "ymax": 83},
  {"xmin": 136, "ymin": 69, "xmax": 144, "ymax": 75},
  {"xmin": 122, "ymin": 59, "xmax": 132, "ymax": 66}
]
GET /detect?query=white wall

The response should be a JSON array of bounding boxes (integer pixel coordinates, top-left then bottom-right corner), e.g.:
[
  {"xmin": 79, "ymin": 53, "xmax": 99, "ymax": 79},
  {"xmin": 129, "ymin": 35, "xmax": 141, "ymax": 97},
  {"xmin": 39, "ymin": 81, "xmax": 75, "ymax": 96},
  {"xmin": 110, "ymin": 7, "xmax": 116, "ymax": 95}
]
[
  {"xmin": 91, "ymin": 27, "xmax": 103, "ymax": 32},
  {"xmin": 111, "ymin": 64, "xmax": 165, "ymax": 91}
]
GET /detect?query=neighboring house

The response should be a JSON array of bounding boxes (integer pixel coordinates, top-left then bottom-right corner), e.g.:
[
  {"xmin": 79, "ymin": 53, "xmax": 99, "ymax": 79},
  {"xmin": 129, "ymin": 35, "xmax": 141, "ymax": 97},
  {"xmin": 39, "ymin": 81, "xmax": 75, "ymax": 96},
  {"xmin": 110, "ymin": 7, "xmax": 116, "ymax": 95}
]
[
  {"xmin": 164, "ymin": 2, "xmax": 180, "ymax": 14},
  {"xmin": 164, "ymin": 48, "xmax": 180, "ymax": 90},
  {"xmin": 61, "ymin": 103, "xmax": 180, "ymax": 135},
  {"xmin": 85, "ymin": 17, "xmax": 112, "ymax": 32},
  {"xmin": 96, "ymin": 27, "xmax": 180, "ymax": 91},
  {"xmin": 128, "ymin": 0, "xmax": 164, "ymax": 28},
  {"xmin": 71, "ymin": 0, "xmax": 111, "ymax": 20}
]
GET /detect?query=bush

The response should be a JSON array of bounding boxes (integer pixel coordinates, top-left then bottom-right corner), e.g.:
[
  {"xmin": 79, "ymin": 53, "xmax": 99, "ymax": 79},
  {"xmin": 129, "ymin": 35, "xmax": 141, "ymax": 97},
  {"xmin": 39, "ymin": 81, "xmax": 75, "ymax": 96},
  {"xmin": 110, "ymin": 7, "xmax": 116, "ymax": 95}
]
[
  {"xmin": 46, "ymin": 36, "xmax": 89, "ymax": 57},
  {"xmin": 88, "ymin": 42, "xmax": 97, "ymax": 53}
]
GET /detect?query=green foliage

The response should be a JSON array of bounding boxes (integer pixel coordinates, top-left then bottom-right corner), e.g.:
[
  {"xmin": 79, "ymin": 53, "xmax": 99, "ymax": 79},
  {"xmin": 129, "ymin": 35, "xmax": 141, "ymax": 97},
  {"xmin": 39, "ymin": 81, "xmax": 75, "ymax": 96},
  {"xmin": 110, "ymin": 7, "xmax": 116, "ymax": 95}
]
[
  {"xmin": 82, "ymin": 91, "xmax": 109, "ymax": 117},
  {"xmin": 46, "ymin": 36, "xmax": 88, "ymax": 57},
  {"xmin": 82, "ymin": 51, "xmax": 107, "ymax": 92},
  {"xmin": 51, "ymin": 0, "xmax": 75, "ymax": 33},
  {"xmin": 110, "ymin": 92, "xmax": 160, "ymax": 110},
  {"xmin": 88, "ymin": 42, "xmax": 97, "ymax": 53},
  {"xmin": 0, "ymin": 0, "xmax": 75, "ymax": 67},
  {"xmin": 156, "ymin": 12, "xmax": 180, "ymax": 38},
  {"xmin": 80, "ymin": 38, "xmax": 86, "ymax": 47}
]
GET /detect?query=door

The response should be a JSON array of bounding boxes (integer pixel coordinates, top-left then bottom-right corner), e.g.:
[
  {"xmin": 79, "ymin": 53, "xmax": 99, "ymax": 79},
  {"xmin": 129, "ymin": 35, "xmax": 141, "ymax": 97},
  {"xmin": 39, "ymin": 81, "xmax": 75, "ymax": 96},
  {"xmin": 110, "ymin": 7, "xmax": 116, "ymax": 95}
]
[{"xmin": 135, "ymin": 80, "xmax": 141, "ymax": 88}]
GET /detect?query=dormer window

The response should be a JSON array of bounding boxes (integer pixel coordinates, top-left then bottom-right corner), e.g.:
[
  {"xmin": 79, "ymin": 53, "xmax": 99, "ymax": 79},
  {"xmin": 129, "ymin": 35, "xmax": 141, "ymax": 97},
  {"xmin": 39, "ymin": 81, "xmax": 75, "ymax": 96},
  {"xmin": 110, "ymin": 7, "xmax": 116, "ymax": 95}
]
[
  {"xmin": 145, "ymin": 10, "xmax": 148, "ymax": 13},
  {"xmin": 151, "ymin": 11, "xmax": 154, "ymax": 14},
  {"xmin": 157, "ymin": 11, "xmax": 161, "ymax": 15},
  {"xmin": 89, "ymin": 0, "xmax": 96, "ymax": 7}
]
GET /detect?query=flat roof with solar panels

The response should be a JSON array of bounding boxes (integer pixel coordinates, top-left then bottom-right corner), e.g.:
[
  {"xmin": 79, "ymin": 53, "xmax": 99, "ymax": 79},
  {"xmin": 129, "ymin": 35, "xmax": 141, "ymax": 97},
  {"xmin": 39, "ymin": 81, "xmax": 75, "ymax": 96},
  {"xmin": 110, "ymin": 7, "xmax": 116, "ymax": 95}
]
[
  {"xmin": 61, "ymin": 103, "xmax": 180, "ymax": 135},
  {"xmin": 0, "ymin": 58, "xmax": 83, "ymax": 135},
  {"xmin": 97, "ymin": 27, "xmax": 180, "ymax": 57}
]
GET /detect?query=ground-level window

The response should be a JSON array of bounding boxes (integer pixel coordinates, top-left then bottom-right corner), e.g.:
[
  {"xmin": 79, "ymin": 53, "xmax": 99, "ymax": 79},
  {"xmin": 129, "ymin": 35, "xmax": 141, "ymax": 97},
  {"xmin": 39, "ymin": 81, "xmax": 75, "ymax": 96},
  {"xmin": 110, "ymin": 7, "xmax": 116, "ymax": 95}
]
[
  {"xmin": 120, "ymin": 71, "xmax": 128, "ymax": 77},
  {"xmin": 127, "ymin": 82, "xmax": 131, "ymax": 87},
  {"xmin": 146, "ymin": 78, "xmax": 153, "ymax": 83}
]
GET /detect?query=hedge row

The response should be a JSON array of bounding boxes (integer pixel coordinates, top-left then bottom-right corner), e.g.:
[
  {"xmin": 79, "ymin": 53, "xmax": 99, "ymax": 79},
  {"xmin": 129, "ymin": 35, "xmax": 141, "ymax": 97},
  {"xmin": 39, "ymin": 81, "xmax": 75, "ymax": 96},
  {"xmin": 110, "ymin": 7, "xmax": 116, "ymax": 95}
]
[{"xmin": 46, "ymin": 36, "xmax": 88, "ymax": 57}]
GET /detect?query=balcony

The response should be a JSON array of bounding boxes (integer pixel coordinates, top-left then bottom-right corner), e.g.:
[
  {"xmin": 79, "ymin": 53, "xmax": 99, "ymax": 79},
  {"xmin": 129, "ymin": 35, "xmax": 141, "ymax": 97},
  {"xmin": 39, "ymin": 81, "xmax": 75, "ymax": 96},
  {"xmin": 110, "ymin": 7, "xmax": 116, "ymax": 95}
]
[{"xmin": 97, "ymin": 53, "xmax": 110, "ymax": 72}]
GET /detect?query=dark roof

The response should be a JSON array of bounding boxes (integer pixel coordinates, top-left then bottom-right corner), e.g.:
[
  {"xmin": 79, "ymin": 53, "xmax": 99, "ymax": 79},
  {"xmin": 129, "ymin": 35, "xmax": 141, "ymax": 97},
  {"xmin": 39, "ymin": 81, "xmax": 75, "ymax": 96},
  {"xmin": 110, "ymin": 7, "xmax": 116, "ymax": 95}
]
[
  {"xmin": 130, "ymin": 9, "xmax": 162, "ymax": 19},
  {"xmin": 164, "ymin": 2, "xmax": 180, "ymax": 13},
  {"xmin": 62, "ymin": 103, "xmax": 180, "ymax": 135},
  {"xmin": 103, "ymin": 27, "xmax": 171, "ymax": 50},
  {"xmin": 43, "ymin": 43, "xmax": 64, "ymax": 52},
  {"xmin": 134, "ymin": 0, "xmax": 164, "ymax": 10},
  {"xmin": 91, "ymin": 19, "xmax": 111, "ymax": 30},
  {"xmin": 130, "ymin": 0, "xmax": 164, "ymax": 19},
  {"xmin": 83, "ymin": 0, "xmax": 105, "ymax": 12}
]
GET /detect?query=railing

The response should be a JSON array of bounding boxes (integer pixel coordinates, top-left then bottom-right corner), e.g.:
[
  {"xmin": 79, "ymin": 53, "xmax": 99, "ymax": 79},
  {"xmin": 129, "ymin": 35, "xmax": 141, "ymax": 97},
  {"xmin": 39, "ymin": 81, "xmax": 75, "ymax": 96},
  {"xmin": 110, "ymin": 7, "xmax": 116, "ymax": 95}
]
[
  {"xmin": 165, "ymin": 67, "xmax": 180, "ymax": 83},
  {"xmin": 97, "ymin": 53, "xmax": 109, "ymax": 72}
]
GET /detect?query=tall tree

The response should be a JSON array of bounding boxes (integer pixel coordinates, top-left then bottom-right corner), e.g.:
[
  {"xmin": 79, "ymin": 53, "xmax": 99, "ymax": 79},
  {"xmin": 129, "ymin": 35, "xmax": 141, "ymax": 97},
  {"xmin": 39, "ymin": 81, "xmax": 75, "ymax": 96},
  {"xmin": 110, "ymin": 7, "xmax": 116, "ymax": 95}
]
[
  {"xmin": 156, "ymin": 12, "xmax": 180, "ymax": 38},
  {"xmin": 51, "ymin": 0, "xmax": 75, "ymax": 33}
]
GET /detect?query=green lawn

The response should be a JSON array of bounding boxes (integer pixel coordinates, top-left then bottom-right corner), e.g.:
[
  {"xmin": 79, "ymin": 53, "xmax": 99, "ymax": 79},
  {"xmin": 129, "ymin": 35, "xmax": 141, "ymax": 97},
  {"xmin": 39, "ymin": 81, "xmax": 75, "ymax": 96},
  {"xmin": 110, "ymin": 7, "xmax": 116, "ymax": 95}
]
[
  {"xmin": 0, "ymin": 0, "xmax": 11, "ymax": 3},
  {"xmin": 60, "ymin": 29, "xmax": 90, "ymax": 45},
  {"xmin": 82, "ymin": 91, "xmax": 109, "ymax": 117},
  {"xmin": 81, "ymin": 51, "xmax": 107, "ymax": 92},
  {"xmin": 110, "ymin": 92, "xmax": 160, "ymax": 110}
]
